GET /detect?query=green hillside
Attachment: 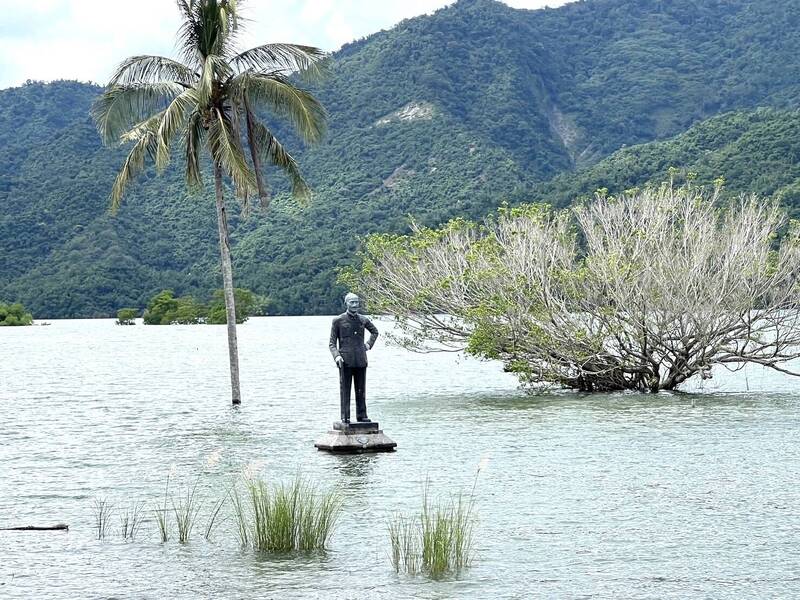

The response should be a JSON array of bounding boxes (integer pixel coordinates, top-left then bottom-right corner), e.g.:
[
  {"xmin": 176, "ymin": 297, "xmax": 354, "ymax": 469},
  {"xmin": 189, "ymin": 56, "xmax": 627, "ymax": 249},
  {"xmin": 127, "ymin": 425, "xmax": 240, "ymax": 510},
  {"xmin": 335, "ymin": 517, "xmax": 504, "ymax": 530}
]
[
  {"xmin": 0, "ymin": 82, "xmax": 221, "ymax": 316},
  {"xmin": 535, "ymin": 109, "xmax": 800, "ymax": 215},
  {"xmin": 2, "ymin": 0, "xmax": 800, "ymax": 317}
]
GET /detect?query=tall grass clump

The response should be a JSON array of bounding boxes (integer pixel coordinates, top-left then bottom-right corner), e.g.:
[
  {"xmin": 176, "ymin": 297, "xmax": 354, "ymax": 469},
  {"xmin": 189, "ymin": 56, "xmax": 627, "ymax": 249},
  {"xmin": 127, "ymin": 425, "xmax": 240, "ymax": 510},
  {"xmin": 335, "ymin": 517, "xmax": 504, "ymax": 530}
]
[
  {"xmin": 420, "ymin": 487, "xmax": 474, "ymax": 575},
  {"xmin": 120, "ymin": 501, "xmax": 145, "ymax": 540},
  {"xmin": 389, "ymin": 515, "xmax": 422, "ymax": 575},
  {"xmin": 153, "ymin": 474, "xmax": 171, "ymax": 542},
  {"xmin": 389, "ymin": 473, "xmax": 480, "ymax": 578},
  {"xmin": 231, "ymin": 475, "xmax": 342, "ymax": 552},
  {"xmin": 173, "ymin": 479, "xmax": 203, "ymax": 543},
  {"xmin": 93, "ymin": 498, "xmax": 113, "ymax": 540}
]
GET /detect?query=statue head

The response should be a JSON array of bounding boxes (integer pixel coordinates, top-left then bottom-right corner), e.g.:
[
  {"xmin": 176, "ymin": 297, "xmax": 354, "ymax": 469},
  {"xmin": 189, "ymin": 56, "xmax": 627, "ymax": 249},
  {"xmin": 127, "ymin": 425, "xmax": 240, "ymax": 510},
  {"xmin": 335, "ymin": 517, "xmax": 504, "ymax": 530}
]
[{"xmin": 344, "ymin": 292, "xmax": 361, "ymax": 314}]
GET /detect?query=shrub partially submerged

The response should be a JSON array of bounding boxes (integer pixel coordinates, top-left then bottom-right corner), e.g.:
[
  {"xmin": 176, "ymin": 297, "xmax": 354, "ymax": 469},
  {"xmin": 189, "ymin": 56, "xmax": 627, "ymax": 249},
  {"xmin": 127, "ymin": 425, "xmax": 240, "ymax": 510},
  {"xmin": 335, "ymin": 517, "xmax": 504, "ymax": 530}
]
[
  {"xmin": 0, "ymin": 302, "xmax": 33, "ymax": 326},
  {"xmin": 140, "ymin": 289, "xmax": 267, "ymax": 325},
  {"xmin": 345, "ymin": 181, "xmax": 800, "ymax": 391},
  {"xmin": 116, "ymin": 308, "xmax": 138, "ymax": 325}
]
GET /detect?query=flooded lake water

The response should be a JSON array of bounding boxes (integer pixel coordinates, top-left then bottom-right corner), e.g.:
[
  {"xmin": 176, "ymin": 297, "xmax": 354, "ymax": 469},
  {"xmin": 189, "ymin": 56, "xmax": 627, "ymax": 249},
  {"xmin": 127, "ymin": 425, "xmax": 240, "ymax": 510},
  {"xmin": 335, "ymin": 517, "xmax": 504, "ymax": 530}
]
[{"xmin": 2, "ymin": 317, "xmax": 799, "ymax": 599}]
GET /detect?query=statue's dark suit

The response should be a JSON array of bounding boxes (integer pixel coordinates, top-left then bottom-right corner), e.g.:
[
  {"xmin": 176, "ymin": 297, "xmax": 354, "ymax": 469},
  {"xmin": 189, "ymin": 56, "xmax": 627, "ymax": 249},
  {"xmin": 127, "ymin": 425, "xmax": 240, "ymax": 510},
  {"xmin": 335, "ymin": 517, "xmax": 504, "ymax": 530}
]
[{"xmin": 329, "ymin": 312, "xmax": 379, "ymax": 422}]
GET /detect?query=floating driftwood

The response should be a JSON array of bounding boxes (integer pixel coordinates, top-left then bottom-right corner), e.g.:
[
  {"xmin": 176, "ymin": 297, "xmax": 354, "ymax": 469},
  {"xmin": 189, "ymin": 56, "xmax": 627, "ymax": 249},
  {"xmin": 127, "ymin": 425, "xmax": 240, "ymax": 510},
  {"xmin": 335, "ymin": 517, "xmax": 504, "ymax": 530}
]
[{"xmin": 0, "ymin": 524, "xmax": 68, "ymax": 531}]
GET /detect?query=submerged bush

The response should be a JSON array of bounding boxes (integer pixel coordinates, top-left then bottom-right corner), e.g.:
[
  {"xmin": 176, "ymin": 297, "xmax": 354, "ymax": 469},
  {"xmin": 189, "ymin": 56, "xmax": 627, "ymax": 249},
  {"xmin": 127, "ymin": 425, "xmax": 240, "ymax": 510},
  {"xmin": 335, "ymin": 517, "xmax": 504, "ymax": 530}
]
[
  {"xmin": 142, "ymin": 290, "xmax": 205, "ymax": 325},
  {"xmin": 0, "ymin": 302, "xmax": 33, "ymax": 326},
  {"xmin": 116, "ymin": 307, "xmax": 138, "ymax": 325},
  {"xmin": 206, "ymin": 288, "xmax": 267, "ymax": 324},
  {"xmin": 347, "ymin": 181, "xmax": 800, "ymax": 392},
  {"xmin": 141, "ymin": 289, "xmax": 266, "ymax": 325}
]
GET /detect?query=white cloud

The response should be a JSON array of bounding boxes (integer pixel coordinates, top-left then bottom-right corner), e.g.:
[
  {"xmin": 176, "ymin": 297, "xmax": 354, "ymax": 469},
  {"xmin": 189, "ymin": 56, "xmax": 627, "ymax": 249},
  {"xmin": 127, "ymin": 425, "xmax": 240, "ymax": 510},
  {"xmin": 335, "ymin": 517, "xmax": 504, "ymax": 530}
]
[
  {"xmin": 0, "ymin": 0, "xmax": 571, "ymax": 89},
  {"xmin": 0, "ymin": 0, "xmax": 180, "ymax": 86}
]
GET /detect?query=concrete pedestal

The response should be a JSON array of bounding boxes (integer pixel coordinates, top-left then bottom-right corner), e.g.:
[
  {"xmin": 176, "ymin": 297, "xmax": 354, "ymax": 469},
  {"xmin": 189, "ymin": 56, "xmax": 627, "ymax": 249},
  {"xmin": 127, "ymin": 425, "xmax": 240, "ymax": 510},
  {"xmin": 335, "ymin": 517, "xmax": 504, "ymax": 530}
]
[{"xmin": 315, "ymin": 421, "xmax": 397, "ymax": 454}]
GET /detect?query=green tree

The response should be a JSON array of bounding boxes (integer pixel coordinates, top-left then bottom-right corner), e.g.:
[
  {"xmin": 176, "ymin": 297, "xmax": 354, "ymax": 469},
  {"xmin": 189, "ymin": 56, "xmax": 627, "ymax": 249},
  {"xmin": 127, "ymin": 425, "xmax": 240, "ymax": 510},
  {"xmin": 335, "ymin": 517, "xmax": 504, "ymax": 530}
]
[
  {"xmin": 143, "ymin": 290, "xmax": 205, "ymax": 325},
  {"xmin": 116, "ymin": 307, "xmax": 138, "ymax": 325},
  {"xmin": 91, "ymin": 0, "xmax": 328, "ymax": 404},
  {"xmin": 143, "ymin": 290, "xmax": 178, "ymax": 324},
  {"xmin": 0, "ymin": 302, "xmax": 33, "ymax": 326},
  {"xmin": 206, "ymin": 287, "xmax": 267, "ymax": 324}
]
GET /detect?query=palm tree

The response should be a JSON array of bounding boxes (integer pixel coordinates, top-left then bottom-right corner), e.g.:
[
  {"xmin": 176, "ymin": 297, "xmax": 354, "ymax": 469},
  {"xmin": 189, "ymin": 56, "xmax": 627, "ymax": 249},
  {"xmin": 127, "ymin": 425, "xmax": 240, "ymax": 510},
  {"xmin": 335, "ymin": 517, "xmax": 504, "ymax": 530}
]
[{"xmin": 92, "ymin": 0, "xmax": 328, "ymax": 405}]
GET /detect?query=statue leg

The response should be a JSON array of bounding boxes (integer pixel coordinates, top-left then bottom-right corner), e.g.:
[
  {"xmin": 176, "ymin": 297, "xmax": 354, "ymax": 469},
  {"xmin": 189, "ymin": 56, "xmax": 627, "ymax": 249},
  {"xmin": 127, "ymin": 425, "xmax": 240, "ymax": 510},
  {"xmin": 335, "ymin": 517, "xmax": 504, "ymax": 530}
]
[
  {"xmin": 354, "ymin": 367, "xmax": 368, "ymax": 421},
  {"xmin": 340, "ymin": 366, "xmax": 352, "ymax": 423}
]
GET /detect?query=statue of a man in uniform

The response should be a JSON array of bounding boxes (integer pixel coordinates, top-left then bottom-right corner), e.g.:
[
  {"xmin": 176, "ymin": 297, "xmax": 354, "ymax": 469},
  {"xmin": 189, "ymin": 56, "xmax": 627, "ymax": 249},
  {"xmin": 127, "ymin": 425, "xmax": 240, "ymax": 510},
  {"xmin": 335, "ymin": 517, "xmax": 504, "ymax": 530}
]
[{"xmin": 329, "ymin": 292, "xmax": 379, "ymax": 424}]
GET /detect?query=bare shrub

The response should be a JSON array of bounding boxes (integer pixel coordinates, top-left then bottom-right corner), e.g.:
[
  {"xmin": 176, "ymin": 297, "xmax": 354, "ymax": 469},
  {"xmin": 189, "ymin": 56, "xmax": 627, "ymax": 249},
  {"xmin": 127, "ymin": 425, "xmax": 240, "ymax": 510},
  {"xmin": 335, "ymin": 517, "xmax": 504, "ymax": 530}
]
[{"xmin": 345, "ymin": 181, "xmax": 800, "ymax": 391}]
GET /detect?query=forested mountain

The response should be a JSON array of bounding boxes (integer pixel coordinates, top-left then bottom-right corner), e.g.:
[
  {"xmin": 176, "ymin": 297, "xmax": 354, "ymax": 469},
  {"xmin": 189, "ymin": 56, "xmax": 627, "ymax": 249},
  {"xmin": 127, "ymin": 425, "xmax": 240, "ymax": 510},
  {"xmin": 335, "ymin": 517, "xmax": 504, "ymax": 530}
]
[
  {"xmin": 536, "ymin": 109, "xmax": 800, "ymax": 215},
  {"xmin": 2, "ymin": 0, "xmax": 799, "ymax": 317}
]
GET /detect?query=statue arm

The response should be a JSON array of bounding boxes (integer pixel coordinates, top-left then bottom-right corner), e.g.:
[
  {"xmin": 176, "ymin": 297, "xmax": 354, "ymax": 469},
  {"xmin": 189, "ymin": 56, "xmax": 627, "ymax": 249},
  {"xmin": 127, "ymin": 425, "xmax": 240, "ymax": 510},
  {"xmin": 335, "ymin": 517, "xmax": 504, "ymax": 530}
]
[
  {"xmin": 364, "ymin": 317, "xmax": 379, "ymax": 350},
  {"xmin": 329, "ymin": 320, "xmax": 341, "ymax": 360}
]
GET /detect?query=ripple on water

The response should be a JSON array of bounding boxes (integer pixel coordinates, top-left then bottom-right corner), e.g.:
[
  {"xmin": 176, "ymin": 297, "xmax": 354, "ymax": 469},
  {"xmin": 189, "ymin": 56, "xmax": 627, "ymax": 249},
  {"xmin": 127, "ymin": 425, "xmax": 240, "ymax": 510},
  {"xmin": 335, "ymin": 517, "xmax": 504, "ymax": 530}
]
[{"xmin": 1, "ymin": 317, "xmax": 799, "ymax": 599}]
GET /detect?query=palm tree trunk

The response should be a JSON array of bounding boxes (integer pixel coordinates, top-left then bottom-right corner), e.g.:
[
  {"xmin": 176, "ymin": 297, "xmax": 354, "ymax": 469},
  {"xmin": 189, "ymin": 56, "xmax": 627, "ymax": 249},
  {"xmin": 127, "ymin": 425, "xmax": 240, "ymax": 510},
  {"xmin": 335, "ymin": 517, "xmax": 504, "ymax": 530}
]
[{"xmin": 214, "ymin": 162, "xmax": 242, "ymax": 405}]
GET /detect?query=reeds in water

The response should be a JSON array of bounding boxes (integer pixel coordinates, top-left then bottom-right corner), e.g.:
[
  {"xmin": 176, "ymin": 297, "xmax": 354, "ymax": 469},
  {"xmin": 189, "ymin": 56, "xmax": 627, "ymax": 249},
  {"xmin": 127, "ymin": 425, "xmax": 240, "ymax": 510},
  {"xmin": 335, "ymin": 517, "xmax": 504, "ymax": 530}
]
[
  {"xmin": 204, "ymin": 494, "xmax": 228, "ymax": 541},
  {"xmin": 93, "ymin": 498, "xmax": 113, "ymax": 540},
  {"xmin": 153, "ymin": 474, "xmax": 171, "ymax": 542},
  {"xmin": 231, "ymin": 475, "xmax": 342, "ymax": 553},
  {"xmin": 230, "ymin": 483, "xmax": 250, "ymax": 547},
  {"xmin": 420, "ymin": 487, "xmax": 474, "ymax": 576},
  {"xmin": 388, "ymin": 481, "xmax": 476, "ymax": 578},
  {"xmin": 389, "ymin": 515, "xmax": 422, "ymax": 575},
  {"xmin": 88, "ymin": 471, "xmax": 339, "ymax": 551},
  {"xmin": 172, "ymin": 479, "xmax": 202, "ymax": 544},
  {"xmin": 120, "ymin": 501, "xmax": 145, "ymax": 540}
]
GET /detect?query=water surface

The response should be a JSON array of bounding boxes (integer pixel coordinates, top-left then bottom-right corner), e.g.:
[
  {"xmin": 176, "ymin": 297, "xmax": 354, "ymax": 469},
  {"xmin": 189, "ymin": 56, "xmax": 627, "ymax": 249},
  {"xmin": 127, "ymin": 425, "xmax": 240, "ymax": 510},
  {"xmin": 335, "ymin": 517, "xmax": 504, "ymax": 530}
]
[{"xmin": 1, "ymin": 317, "xmax": 799, "ymax": 598}]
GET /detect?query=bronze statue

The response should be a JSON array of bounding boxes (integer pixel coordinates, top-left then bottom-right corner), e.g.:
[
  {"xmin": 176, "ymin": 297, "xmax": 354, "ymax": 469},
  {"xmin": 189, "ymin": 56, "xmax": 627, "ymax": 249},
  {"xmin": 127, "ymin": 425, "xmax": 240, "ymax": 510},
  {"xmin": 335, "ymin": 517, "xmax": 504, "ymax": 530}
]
[{"xmin": 329, "ymin": 293, "xmax": 379, "ymax": 424}]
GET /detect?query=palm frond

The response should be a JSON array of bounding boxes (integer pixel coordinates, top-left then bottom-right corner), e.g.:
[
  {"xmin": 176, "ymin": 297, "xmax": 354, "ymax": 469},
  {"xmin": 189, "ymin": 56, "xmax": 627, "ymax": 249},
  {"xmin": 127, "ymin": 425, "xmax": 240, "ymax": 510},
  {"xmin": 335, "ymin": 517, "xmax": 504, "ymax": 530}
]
[
  {"xmin": 155, "ymin": 88, "xmax": 200, "ymax": 172},
  {"xmin": 217, "ymin": 0, "xmax": 239, "ymax": 37},
  {"xmin": 175, "ymin": 0, "xmax": 193, "ymax": 22},
  {"xmin": 249, "ymin": 119, "xmax": 312, "ymax": 205},
  {"xmin": 176, "ymin": 0, "xmax": 201, "ymax": 66},
  {"xmin": 109, "ymin": 55, "xmax": 197, "ymax": 86},
  {"xmin": 119, "ymin": 111, "xmax": 165, "ymax": 144},
  {"xmin": 214, "ymin": 0, "xmax": 242, "ymax": 58},
  {"xmin": 227, "ymin": 95, "xmax": 260, "ymax": 215},
  {"xmin": 184, "ymin": 111, "xmax": 205, "ymax": 192},
  {"xmin": 207, "ymin": 107, "xmax": 257, "ymax": 199},
  {"xmin": 182, "ymin": 0, "xmax": 240, "ymax": 61},
  {"xmin": 110, "ymin": 118, "xmax": 160, "ymax": 211},
  {"xmin": 242, "ymin": 94, "xmax": 269, "ymax": 207},
  {"xmin": 100, "ymin": 1, "xmax": 323, "ymax": 217},
  {"xmin": 232, "ymin": 43, "xmax": 330, "ymax": 81},
  {"xmin": 231, "ymin": 72, "xmax": 327, "ymax": 144},
  {"xmin": 92, "ymin": 82, "xmax": 184, "ymax": 145},
  {"xmin": 196, "ymin": 53, "xmax": 232, "ymax": 106}
]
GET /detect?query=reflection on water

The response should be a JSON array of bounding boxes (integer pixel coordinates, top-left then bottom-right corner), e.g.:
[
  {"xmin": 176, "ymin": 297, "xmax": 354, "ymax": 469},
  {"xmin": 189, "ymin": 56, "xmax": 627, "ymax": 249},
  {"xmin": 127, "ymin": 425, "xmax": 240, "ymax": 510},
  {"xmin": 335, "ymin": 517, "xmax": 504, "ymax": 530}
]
[
  {"xmin": 332, "ymin": 453, "xmax": 378, "ymax": 482},
  {"xmin": 1, "ymin": 317, "xmax": 799, "ymax": 599}
]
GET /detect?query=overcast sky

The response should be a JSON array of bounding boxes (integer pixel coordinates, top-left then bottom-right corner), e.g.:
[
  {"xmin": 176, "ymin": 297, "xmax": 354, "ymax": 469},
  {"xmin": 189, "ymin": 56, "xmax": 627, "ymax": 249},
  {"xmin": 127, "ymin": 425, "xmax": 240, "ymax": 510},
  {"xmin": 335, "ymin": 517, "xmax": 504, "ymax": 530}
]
[{"xmin": 0, "ymin": 0, "xmax": 571, "ymax": 90}]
